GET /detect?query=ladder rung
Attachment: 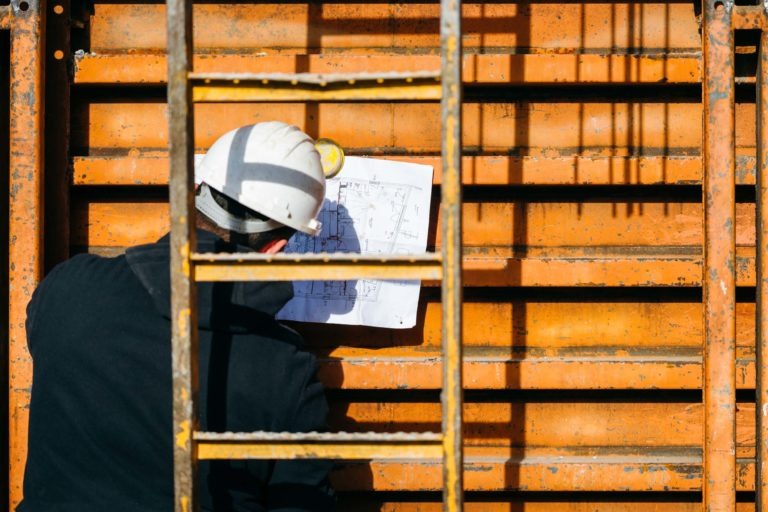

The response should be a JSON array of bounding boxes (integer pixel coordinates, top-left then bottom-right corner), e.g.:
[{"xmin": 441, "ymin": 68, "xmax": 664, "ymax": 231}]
[
  {"xmin": 194, "ymin": 431, "xmax": 443, "ymax": 460},
  {"xmin": 191, "ymin": 252, "xmax": 443, "ymax": 282},
  {"xmin": 189, "ymin": 71, "xmax": 441, "ymax": 102}
]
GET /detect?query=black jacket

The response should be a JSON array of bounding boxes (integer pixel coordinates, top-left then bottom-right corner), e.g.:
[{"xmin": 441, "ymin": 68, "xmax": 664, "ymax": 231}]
[{"xmin": 18, "ymin": 230, "xmax": 334, "ymax": 512}]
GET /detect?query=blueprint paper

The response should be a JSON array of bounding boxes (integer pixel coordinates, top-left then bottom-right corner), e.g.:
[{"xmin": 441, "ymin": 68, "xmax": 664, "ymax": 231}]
[{"xmin": 276, "ymin": 156, "xmax": 433, "ymax": 328}]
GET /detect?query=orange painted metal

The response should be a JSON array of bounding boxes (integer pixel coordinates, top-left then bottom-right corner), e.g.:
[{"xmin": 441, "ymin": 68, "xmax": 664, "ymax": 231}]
[
  {"xmin": 15, "ymin": 0, "xmax": 768, "ymax": 506},
  {"xmin": 73, "ymin": 53, "xmax": 701, "ymax": 85},
  {"xmin": 77, "ymin": 101, "xmax": 724, "ymax": 153},
  {"xmin": 299, "ymin": 302, "xmax": 756, "ymax": 349},
  {"xmin": 327, "ymin": 448, "xmax": 751, "ymax": 492},
  {"xmin": 758, "ymin": 27, "xmax": 768, "ymax": 512},
  {"xmin": 314, "ymin": 347, "xmax": 751, "ymax": 390},
  {"xmin": 87, "ymin": 3, "xmax": 701, "ymax": 54},
  {"xmin": 73, "ymin": 154, "xmax": 712, "ymax": 187},
  {"xmin": 367, "ymin": 504, "xmax": 759, "ymax": 512},
  {"xmin": 732, "ymin": 5, "xmax": 767, "ymax": 30},
  {"xmin": 74, "ymin": 150, "xmax": 768, "ymax": 187},
  {"xmin": 702, "ymin": 0, "xmax": 737, "ymax": 509},
  {"xmin": 0, "ymin": 6, "xmax": 9, "ymax": 30},
  {"xmin": 71, "ymin": 201, "xmax": 759, "ymax": 249},
  {"xmin": 7, "ymin": 0, "xmax": 45, "ymax": 508},
  {"xmin": 330, "ymin": 401, "xmax": 754, "ymax": 450}
]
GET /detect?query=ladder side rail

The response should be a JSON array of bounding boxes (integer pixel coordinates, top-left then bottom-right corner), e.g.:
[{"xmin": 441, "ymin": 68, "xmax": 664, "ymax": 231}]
[
  {"xmin": 702, "ymin": 0, "xmax": 737, "ymax": 510},
  {"xmin": 167, "ymin": 0, "xmax": 199, "ymax": 509},
  {"xmin": 440, "ymin": 0, "xmax": 463, "ymax": 508}
]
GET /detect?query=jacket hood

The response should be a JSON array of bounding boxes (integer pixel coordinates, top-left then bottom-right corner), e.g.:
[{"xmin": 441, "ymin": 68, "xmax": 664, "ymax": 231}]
[{"xmin": 125, "ymin": 230, "xmax": 294, "ymax": 332}]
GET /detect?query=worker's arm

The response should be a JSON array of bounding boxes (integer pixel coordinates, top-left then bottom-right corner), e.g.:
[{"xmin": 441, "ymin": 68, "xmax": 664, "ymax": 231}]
[{"xmin": 265, "ymin": 356, "xmax": 335, "ymax": 512}]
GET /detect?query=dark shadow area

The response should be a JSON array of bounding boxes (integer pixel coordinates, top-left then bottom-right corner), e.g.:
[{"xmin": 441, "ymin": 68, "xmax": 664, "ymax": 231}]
[
  {"xmin": 0, "ymin": 27, "xmax": 10, "ymax": 506},
  {"xmin": 45, "ymin": 0, "xmax": 72, "ymax": 270},
  {"xmin": 338, "ymin": 490, "xmax": 713, "ymax": 511}
]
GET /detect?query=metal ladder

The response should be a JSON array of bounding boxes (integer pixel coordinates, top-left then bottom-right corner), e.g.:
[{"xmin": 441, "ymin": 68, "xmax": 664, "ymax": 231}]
[{"xmin": 165, "ymin": 0, "xmax": 464, "ymax": 510}]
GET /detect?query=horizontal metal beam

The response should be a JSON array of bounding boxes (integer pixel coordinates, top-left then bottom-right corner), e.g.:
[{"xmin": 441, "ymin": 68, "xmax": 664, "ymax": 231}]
[
  {"xmin": 324, "ymin": 450, "xmax": 753, "ymax": 492},
  {"xmin": 314, "ymin": 350, "xmax": 757, "ymax": 390},
  {"xmin": 192, "ymin": 253, "xmax": 443, "ymax": 281},
  {"xmin": 0, "ymin": 5, "xmax": 10, "ymax": 30},
  {"xmin": 190, "ymin": 72, "xmax": 442, "ymax": 102},
  {"xmin": 195, "ymin": 431, "xmax": 442, "ymax": 460},
  {"xmin": 73, "ymin": 53, "xmax": 702, "ymax": 86},
  {"xmin": 71, "ymin": 154, "xmax": 717, "ymax": 187}
]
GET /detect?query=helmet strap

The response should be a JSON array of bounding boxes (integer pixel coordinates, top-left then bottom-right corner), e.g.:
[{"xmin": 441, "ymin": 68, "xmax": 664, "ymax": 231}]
[{"xmin": 195, "ymin": 183, "xmax": 284, "ymax": 234}]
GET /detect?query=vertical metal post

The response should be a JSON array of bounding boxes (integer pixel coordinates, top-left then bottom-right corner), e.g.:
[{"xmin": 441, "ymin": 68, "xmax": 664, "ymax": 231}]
[
  {"xmin": 167, "ymin": 0, "xmax": 198, "ymax": 509},
  {"xmin": 702, "ymin": 0, "xmax": 736, "ymax": 509},
  {"xmin": 7, "ymin": 0, "xmax": 44, "ymax": 508},
  {"xmin": 440, "ymin": 0, "xmax": 463, "ymax": 508},
  {"xmin": 757, "ymin": 23, "xmax": 768, "ymax": 512}
]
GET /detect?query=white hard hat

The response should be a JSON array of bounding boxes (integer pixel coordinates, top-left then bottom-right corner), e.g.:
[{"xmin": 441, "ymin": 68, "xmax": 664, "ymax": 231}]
[{"xmin": 195, "ymin": 122, "xmax": 325, "ymax": 236}]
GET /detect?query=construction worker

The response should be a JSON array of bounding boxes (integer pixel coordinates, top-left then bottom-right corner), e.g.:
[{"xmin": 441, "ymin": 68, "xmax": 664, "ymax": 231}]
[{"xmin": 18, "ymin": 122, "xmax": 335, "ymax": 512}]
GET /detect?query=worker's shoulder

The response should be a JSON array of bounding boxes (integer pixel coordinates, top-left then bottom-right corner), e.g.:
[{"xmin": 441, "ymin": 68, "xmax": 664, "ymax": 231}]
[{"xmin": 40, "ymin": 252, "xmax": 133, "ymax": 296}]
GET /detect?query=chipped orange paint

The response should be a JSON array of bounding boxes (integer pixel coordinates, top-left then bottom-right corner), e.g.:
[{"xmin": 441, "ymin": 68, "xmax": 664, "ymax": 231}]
[
  {"xmin": 87, "ymin": 3, "xmax": 701, "ymax": 54},
  {"xmin": 327, "ymin": 448, "xmax": 753, "ymax": 491},
  {"xmin": 8, "ymin": 0, "xmax": 45, "ymax": 508},
  {"xmin": 326, "ymin": 401, "xmax": 755, "ymax": 450},
  {"xmin": 73, "ymin": 53, "xmax": 702, "ymax": 86},
  {"xmin": 71, "ymin": 201, "xmax": 759, "ymax": 249},
  {"xmin": 78, "ymin": 102, "xmax": 726, "ymax": 153},
  {"xmin": 72, "ymin": 154, "xmax": 712, "ymax": 186}
]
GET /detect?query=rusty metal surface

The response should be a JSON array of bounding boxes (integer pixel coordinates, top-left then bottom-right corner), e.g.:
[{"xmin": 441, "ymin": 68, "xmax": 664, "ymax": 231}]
[
  {"xmin": 758, "ymin": 24, "xmax": 768, "ymax": 512},
  {"xmin": 0, "ymin": 6, "xmax": 9, "ymax": 30},
  {"xmin": 440, "ymin": 0, "xmax": 463, "ymax": 507},
  {"xmin": 196, "ymin": 431, "xmax": 442, "ymax": 460},
  {"xmin": 193, "ymin": 82, "xmax": 441, "ymax": 102},
  {"xmin": 191, "ymin": 72, "xmax": 441, "ymax": 102},
  {"xmin": 193, "ymin": 253, "xmax": 442, "ymax": 282},
  {"xmin": 73, "ymin": 202, "xmax": 760, "ymax": 250},
  {"xmin": 198, "ymin": 442, "xmax": 443, "ymax": 461},
  {"xmin": 190, "ymin": 70, "xmax": 441, "ymax": 83},
  {"xmin": 326, "ymin": 449, "xmax": 738, "ymax": 492},
  {"xmin": 75, "ymin": 53, "xmax": 702, "ymax": 86},
  {"xmin": 328, "ymin": 401, "xmax": 756, "ymax": 451},
  {"xmin": 314, "ymin": 349, "xmax": 713, "ymax": 390},
  {"xmin": 75, "ymin": 101, "xmax": 723, "ymax": 153},
  {"xmin": 166, "ymin": 0, "xmax": 198, "ymax": 508},
  {"xmin": 195, "ymin": 431, "xmax": 442, "ymax": 441},
  {"xmin": 72, "ymin": 154, "xmax": 714, "ymax": 187},
  {"xmin": 87, "ymin": 3, "xmax": 702, "ymax": 54},
  {"xmin": 8, "ymin": 0, "xmax": 44, "ymax": 507},
  {"xmin": 702, "ymin": 0, "xmax": 737, "ymax": 509},
  {"xmin": 732, "ymin": 5, "xmax": 766, "ymax": 30},
  {"xmin": 355, "ymin": 504, "xmax": 757, "ymax": 512}
]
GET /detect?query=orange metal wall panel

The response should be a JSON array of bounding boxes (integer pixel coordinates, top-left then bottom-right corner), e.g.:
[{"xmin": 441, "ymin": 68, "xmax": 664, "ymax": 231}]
[
  {"xmin": 71, "ymin": 201, "xmax": 758, "ymax": 249},
  {"xmin": 76, "ymin": 101, "xmax": 715, "ymax": 154},
  {"xmin": 87, "ymin": 3, "xmax": 701, "ymax": 53},
  {"xmin": 25, "ymin": 0, "xmax": 764, "ymax": 508}
]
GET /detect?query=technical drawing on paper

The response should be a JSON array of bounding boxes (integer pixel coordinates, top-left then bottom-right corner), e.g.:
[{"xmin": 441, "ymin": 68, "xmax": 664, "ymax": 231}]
[{"xmin": 277, "ymin": 156, "xmax": 433, "ymax": 328}]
